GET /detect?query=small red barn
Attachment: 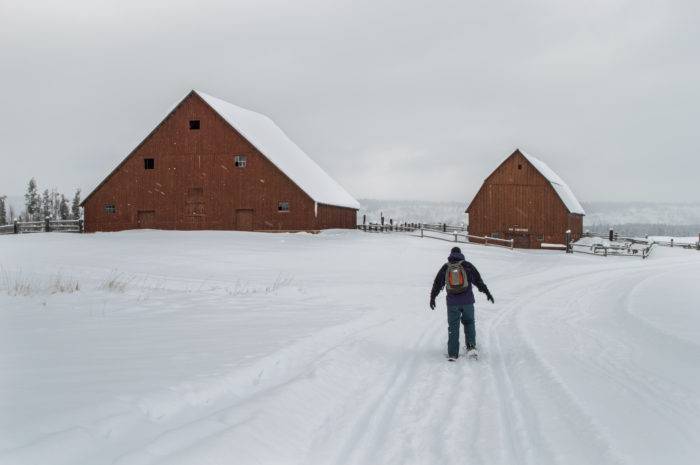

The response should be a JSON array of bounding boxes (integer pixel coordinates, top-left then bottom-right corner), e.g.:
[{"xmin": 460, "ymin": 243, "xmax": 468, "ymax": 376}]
[
  {"xmin": 81, "ymin": 90, "xmax": 359, "ymax": 232},
  {"xmin": 466, "ymin": 149, "xmax": 585, "ymax": 248}
]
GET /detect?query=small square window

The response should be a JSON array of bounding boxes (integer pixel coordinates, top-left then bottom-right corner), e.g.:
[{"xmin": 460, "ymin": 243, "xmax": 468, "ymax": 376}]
[
  {"xmin": 278, "ymin": 201, "xmax": 290, "ymax": 212},
  {"xmin": 144, "ymin": 158, "xmax": 155, "ymax": 170},
  {"xmin": 518, "ymin": 164, "xmax": 522, "ymax": 170},
  {"xmin": 104, "ymin": 204, "xmax": 116, "ymax": 214},
  {"xmin": 234, "ymin": 155, "xmax": 247, "ymax": 168},
  {"xmin": 189, "ymin": 120, "xmax": 200, "ymax": 130}
]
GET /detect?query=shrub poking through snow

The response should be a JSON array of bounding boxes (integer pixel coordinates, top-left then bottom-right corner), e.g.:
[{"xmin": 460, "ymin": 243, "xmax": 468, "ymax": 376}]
[
  {"xmin": 0, "ymin": 267, "xmax": 79, "ymax": 296},
  {"xmin": 98, "ymin": 271, "xmax": 133, "ymax": 293}
]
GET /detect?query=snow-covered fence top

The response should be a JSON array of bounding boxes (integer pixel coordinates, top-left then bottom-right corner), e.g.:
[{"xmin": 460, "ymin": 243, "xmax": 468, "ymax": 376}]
[{"xmin": 0, "ymin": 218, "xmax": 83, "ymax": 235}]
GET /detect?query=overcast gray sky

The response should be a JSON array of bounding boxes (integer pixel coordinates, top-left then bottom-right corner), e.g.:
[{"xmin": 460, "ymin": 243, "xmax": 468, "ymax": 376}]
[{"xmin": 1, "ymin": 0, "xmax": 698, "ymax": 203}]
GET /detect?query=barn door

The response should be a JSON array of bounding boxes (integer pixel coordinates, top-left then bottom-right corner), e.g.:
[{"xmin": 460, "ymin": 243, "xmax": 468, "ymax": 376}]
[
  {"xmin": 137, "ymin": 210, "xmax": 156, "ymax": 229},
  {"xmin": 507, "ymin": 232, "xmax": 531, "ymax": 248},
  {"xmin": 186, "ymin": 187, "xmax": 205, "ymax": 229},
  {"xmin": 235, "ymin": 209, "xmax": 254, "ymax": 231}
]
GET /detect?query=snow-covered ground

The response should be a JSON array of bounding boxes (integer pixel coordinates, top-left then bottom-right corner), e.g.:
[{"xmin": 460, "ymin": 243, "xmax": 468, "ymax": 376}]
[{"xmin": 1, "ymin": 230, "xmax": 699, "ymax": 465}]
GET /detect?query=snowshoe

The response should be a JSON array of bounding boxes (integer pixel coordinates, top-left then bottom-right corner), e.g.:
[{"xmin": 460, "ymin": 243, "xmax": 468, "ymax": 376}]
[{"xmin": 466, "ymin": 344, "xmax": 478, "ymax": 360}]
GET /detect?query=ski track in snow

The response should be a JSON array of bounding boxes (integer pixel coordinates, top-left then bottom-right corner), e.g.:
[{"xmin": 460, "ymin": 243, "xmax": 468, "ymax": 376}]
[{"xmin": 1, "ymin": 231, "xmax": 699, "ymax": 465}]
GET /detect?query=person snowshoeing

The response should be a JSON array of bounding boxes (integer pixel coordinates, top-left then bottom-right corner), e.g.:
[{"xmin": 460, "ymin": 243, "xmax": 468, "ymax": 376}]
[{"xmin": 430, "ymin": 246, "xmax": 494, "ymax": 360}]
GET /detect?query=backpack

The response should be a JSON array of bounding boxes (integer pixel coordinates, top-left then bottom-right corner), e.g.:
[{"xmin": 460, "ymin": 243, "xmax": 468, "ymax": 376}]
[{"xmin": 445, "ymin": 261, "xmax": 469, "ymax": 294}]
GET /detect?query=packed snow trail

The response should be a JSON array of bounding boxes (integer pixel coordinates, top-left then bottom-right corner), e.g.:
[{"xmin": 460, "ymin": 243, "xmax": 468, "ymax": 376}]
[{"xmin": 1, "ymin": 231, "xmax": 699, "ymax": 465}]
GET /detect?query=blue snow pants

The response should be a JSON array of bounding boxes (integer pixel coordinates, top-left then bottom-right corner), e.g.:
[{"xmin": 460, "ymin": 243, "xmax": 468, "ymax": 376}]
[{"xmin": 447, "ymin": 304, "xmax": 475, "ymax": 357}]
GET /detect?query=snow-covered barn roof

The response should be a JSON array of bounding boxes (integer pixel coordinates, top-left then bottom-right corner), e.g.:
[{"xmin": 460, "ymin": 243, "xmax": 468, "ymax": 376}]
[
  {"xmin": 519, "ymin": 149, "xmax": 585, "ymax": 215},
  {"xmin": 196, "ymin": 91, "xmax": 359, "ymax": 210}
]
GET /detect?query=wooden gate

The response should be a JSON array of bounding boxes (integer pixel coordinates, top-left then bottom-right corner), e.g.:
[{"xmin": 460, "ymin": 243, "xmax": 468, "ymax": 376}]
[
  {"xmin": 235, "ymin": 209, "xmax": 254, "ymax": 231},
  {"xmin": 137, "ymin": 210, "xmax": 156, "ymax": 229}
]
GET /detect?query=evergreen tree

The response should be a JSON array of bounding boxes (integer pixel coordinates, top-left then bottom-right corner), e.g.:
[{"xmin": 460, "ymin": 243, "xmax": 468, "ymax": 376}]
[
  {"xmin": 42, "ymin": 189, "xmax": 51, "ymax": 219},
  {"xmin": 71, "ymin": 188, "xmax": 82, "ymax": 219},
  {"xmin": 59, "ymin": 195, "xmax": 70, "ymax": 220},
  {"xmin": 51, "ymin": 189, "xmax": 61, "ymax": 219},
  {"xmin": 0, "ymin": 196, "xmax": 6, "ymax": 226},
  {"xmin": 24, "ymin": 178, "xmax": 39, "ymax": 220}
]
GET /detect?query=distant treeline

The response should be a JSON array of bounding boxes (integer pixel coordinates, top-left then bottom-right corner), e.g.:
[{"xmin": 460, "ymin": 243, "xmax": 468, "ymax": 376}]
[
  {"xmin": 358, "ymin": 199, "xmax": 466, "ymax": 226},
  {"xmin": 0, "ymin": 178, "xmax": 81, "ymax": 225},
  {"xmin": 587, "ymin": 223, "xmax": 700, "ymax": 238}
]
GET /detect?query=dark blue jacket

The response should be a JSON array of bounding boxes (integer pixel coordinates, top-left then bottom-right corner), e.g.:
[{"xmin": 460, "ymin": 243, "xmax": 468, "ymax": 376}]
[{"xmin": 430, "ymin": 252, "xmax": 490, "ymax": 306}]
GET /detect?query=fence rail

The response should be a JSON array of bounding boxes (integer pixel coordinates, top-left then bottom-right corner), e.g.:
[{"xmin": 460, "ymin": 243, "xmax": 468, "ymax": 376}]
[{"xmin": 0, "ymin": 218, "xmax": 83, "ymax": 235}]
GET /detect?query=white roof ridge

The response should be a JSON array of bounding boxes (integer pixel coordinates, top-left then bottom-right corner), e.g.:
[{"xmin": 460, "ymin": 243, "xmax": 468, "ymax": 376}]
[
  {"xmin": 195, "ymin": 90, "xmax": 360, "ymax": 210},
  {"xmin": 518, "ymin": 149, "xmax": 585, "ymax": 215}
]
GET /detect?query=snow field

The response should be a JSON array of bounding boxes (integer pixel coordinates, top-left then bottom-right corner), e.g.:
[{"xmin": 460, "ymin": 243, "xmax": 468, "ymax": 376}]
[{"xmin": 1, "ymin": 230, "xmax": 699, "ymax": 465}]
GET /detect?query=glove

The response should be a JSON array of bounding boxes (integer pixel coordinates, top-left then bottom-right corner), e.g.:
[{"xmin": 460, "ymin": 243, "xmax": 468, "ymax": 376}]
[
  {"xmin": 486, "ymin": 293, "xmax": 495, "ymax": 304},
  {"xmin": 429, "ymin": 298, "xmax": 436, "ymax": 310}
]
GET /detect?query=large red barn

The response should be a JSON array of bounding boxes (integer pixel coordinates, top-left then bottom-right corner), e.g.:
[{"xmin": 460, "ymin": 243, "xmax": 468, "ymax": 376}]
[
  {"xmin": 81, "ymin": 90, "xmax": 359, "ymax": 232},
  {"xmin": 466, "ymin": 149, "xmax": 585, "ymax": 248}
]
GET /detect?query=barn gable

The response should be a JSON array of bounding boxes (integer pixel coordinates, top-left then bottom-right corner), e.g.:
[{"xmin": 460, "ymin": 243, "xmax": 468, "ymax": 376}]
[
  {"xmin": 82, "ymin": 90, "xmax": 359, "ymax": 211},
  {"xmin": 467, "ymin": 149, "xmax": 584, "ymax": 216}
]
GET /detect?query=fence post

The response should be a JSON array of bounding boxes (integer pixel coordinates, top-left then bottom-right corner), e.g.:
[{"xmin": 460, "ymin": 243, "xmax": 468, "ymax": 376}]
[
  {"xmin": 421, "ymin": 227, "xmax": 424, "ymax": 238},
  {"xmin": 608, "ymin": 228, "xmax": 614, "ymax": 242},
  {"xmin": 443, "ymin": 223, "xmax": 446, "ymax": 232},
  {"xmin": 485, "ymin": 237, "xmax": 488, "ymax": 246},
  {"xmin": 45, "ymin": 216, "xmax": 51, "ymax": 232},
  {"xmin": 454, "ymin": 233, "xmax": 457, "ymax": 242},
  {"xmin": 510, "ymin": 239, "xmax": 514, "ymax": 250},
  {"xmin": 671, "ymin": 238, "xmax": 674, "ymax": 248},
  {"xmin": 14, "ymin": 220, "xmax": 19, "ymax": 234},
  {"xmin": 79, "ymin": 219, "xmax": 84, "ymax": 233},
  {"xmin": 565, "ymin": 230, "xmax": 572, "ymax": 254}
]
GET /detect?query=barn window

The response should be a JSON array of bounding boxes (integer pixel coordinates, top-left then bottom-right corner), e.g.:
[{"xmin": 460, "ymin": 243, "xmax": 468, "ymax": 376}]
[
  {"xmin": 518, "ymin": 164, "xmax": 522, "ymax": 170},
  {"xmin": 104, "ymin": 204, "xmax": 116, "ymax": 214},
  {"xmin": 144, "ymin": 158, "xmax": 155, "ymax": 170},
  {"xmin": 189, "ymin": 120, "xmax": 200, "ymax": 130},
  {"xmin": 234, "ymin": 155, "xmax": 247, "ymax": 168},
  {"xmin": 278, "ymin": 201, "xmax": 290, "ymax": 212}
]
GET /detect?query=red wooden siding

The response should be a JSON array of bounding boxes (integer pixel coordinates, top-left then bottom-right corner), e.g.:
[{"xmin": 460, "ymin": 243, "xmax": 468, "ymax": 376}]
[
  {"xmin": 83, "ymin": 92, "xmax": 356, "ymax": 232},
  {"xmin": 467, "ymin": 150, "xmax": 583, "ymax": 248}
]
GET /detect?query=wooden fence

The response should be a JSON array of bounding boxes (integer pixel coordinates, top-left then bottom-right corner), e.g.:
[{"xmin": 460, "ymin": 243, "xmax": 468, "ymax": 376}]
[
  {"xmin": 357, "ymin": 221, "xmax": 514, "ymax": 249},
  {"xmin": 652, "ymin": 238, "xmax": 700, "ymax": 250},
  {"xmin": 0, "ymin": 218, "xmax": 83, "ymax": 235},
  {"xmin": 572, "ymin": 232, "xmax": 655, "ymax": 259},
  {"xmin": 356, "ymin": 222, "xmax": 420, "ymax": 233},
  {"xmin": 419, "ymin": 228, "xmax": 514, "ymax": 250}
]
